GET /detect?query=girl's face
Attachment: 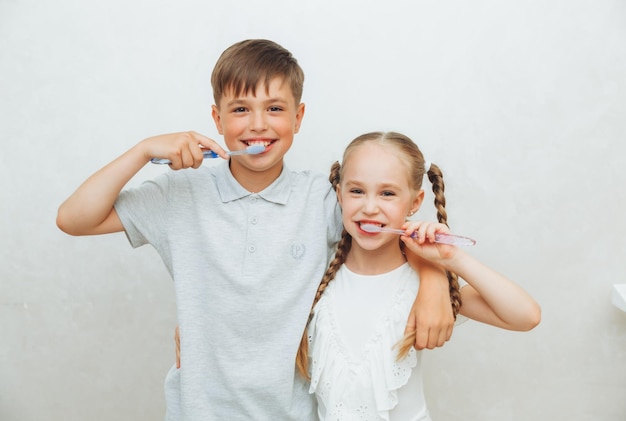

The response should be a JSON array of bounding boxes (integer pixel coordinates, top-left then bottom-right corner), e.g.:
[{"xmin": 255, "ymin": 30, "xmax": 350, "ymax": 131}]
[
  {"xmin": 338, "ymin": 142, "xmax": 424, "ymax": 259},
  {"xmin": 211, "ymin": 77, "xmax": 305, "ymax": 189}
]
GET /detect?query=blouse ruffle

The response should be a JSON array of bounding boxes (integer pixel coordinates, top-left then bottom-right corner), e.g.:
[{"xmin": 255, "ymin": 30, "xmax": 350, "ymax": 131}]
[{"xmin": 308, "ymin": 276, "xmax": 419, "ymax": 421}]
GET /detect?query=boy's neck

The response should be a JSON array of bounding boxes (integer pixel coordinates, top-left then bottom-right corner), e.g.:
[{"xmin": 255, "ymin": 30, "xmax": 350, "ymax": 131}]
[{"xmin": 229, "ymin": 159, "xmax": 284, "ymax": 193}]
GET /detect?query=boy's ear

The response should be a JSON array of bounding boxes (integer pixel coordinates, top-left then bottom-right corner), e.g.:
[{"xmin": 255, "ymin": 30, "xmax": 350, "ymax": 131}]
[
  {"xmin": 409, "ymin": 189, "xmax": 425, "ymax": 216},
  {"xmin": 211, "ymin": 105, "xmax": 223, "ymax": 135},
  {"xmin": 293, "ymin": 103, "xmax": 305, "ymax": 134}
]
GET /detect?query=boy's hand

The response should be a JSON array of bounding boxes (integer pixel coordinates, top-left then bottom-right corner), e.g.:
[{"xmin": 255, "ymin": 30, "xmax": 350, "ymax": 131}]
[
  {"xmin": 174, "ymin": 326, "xmax": 181, "ymax": 369},
  {"xmin": 404, "ymin": 248, "xmax": 454, "ymax": 349},
  {"xmin": 141, "ymin": 131, "xmax": 229, "ymax": 169}
]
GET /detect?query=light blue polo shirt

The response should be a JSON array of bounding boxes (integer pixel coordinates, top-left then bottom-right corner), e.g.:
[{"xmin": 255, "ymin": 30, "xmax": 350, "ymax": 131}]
[{"xmin": 115, "ymin": 160, "xmax": 342, "ymax": 420}]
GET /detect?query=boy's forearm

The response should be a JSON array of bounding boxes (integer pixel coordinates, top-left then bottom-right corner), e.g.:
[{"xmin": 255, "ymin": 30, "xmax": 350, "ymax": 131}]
[
  {"xmin": 414, "ymin": 256, "xmax": 448, "ymax": 288},
  {"xmin": 57, "ymin": 142, "xmax": 150, "ymax": 235},
  {"xmin": 405, "ymin": 253, "xmax": 454, "ymax": 349}
]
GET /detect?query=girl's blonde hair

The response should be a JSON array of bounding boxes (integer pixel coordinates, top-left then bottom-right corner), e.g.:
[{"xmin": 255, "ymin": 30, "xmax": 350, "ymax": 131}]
[{"xmin": 295, "ymin": 131, "xmax": 462, "ymax": 379}]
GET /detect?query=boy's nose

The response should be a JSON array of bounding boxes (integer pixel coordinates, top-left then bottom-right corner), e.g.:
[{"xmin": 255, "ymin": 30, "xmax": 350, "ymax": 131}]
[{"xmin": 250, "ymin": 112, "xmax": 268, "ymax": 131}]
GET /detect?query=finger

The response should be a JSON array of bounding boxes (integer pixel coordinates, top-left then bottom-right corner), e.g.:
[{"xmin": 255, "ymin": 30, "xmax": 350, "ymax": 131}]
[
  {"xmin": 436, "ymin": 326, "xmax": 448, "ymax": 348},
  {"xmin": 446, "ymin": 323, "xmax": 454, "ymax": 342},
  {"xmin": 193, "ymin": 146, "xmax": 206, "ymax": 168},
  {"xmin": 414, "ymin": 326, "xmax": 430, "ymax": 350},
  {"xmin": 167, "ymin": 150, "xmax": 184, "ymax": 170},
  {"xmin": 191, "ymin": 131, "xmax": 229, "ymax": 159},
  {"xmin": 183, "ymin": 142, "xmax": 208, "ymax": 169},
  {"xmin": 175, "ymin": 326, "xmax": 181, "ymax": 369}
]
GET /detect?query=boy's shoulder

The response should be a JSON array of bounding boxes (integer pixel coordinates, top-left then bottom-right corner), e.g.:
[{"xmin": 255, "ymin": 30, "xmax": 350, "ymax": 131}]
[{"xmin": 286, "ymin": 167, "xmax": 332, "ymax": 189}]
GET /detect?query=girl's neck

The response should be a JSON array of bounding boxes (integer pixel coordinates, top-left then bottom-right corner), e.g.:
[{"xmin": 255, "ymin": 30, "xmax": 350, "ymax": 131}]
[{"xmin": 344, "ymin": 242, "xmax": 406, "ymax": 276}]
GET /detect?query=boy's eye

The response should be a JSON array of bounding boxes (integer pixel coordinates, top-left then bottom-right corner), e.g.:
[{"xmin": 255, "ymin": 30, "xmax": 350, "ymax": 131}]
[
  {"xmin": 268, "ymin": 106, "xmax": 283, "ymax": 112},
  {"xmin": 233, "ymin": 107, "xmax": 247, "ymax": 113},
  {"xmin": 381, "ymin": 191, "xmax": 396, "ymax": 197}
]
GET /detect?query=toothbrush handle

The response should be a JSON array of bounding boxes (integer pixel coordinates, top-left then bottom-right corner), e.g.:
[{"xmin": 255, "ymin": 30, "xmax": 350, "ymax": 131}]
[
  {"xmin": 407, "ymin": 231, "xmax": 476, "ymax": 246},
  {"xmin": 432, "ymin": 233, "xmax": 476, "ymax": 246},
  {"xmin": 150, "ymin": 150, "xmax": 219, "ymax": 165}
]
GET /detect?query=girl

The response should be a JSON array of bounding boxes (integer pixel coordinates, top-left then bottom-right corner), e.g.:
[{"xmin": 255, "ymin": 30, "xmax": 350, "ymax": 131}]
[{"xmin": 296, "ymin": 131, "xmax": 541, "ymax": 420}]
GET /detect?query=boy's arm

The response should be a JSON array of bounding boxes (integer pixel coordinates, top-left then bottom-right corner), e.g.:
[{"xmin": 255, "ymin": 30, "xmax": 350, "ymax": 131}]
[
  {"xmin": 405, "ymin": 252, "xmax": 455, "ymax": 349},
  {"xmin": 57, "ymin": 132, "xmax": 222, "ymax": 236}
]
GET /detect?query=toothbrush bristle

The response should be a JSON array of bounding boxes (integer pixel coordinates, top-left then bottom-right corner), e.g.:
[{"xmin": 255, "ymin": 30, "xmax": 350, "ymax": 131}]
[
  {"xmin": 361, "ymin": 224, "xmax": 379, "ymax": 232},
  {"xmin": 246, "ymin": 144, "xmax": 266, "ymax": 154}
]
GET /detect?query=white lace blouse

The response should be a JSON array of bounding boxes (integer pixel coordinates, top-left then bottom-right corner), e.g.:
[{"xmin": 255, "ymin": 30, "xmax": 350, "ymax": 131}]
[{"xmin": 307, "ymin": 263, "xmax": 431, "ymax": 421}]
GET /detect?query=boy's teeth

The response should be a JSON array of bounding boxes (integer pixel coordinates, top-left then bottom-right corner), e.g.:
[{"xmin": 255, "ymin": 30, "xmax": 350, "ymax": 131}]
[{"xmin": 247, "ymin": 141, "xmax": 270, "ymax": 147}]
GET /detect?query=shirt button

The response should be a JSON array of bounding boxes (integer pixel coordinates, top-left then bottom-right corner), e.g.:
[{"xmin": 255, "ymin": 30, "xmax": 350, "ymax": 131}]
[
  {"xmin": 248, "ymin": 245, "xmax": 256, "ymax": 253},
  {"xmin": 251, "ymin": 217, "xmax": 258, "ymax": 224},
  {"xmin": 250, "ymin": 196, "xmax": 257, "ymax": 203}
]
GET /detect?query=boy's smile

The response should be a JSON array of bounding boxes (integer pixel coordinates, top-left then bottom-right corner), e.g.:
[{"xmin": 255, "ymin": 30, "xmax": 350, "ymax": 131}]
[{"xmin": 211, "ymin": 77, "xmax": 305, "ymax": 192}]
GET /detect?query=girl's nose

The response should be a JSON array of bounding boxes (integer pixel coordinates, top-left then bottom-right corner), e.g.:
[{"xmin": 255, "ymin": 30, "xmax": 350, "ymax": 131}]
[{"xmin": 362, "ymin": 196, "xmax": 379, "ymax": 214}]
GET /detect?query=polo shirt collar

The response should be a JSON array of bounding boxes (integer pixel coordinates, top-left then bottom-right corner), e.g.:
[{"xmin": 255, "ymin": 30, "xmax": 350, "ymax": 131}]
[{"xmin": 216, "ymin": 161, "xmax": 292, "ymax": 205}]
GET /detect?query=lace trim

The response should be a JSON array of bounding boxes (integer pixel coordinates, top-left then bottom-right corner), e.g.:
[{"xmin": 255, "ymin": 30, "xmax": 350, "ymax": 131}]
[{"xmin": 308, "ymin": 276, "xmax": 419, "ymax": 420}]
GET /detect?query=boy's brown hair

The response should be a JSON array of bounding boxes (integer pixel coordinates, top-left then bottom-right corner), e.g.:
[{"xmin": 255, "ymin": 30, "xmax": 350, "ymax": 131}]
[{"xmin": 211, "ymin": 39, "xmax": 305, "ymax": 106}]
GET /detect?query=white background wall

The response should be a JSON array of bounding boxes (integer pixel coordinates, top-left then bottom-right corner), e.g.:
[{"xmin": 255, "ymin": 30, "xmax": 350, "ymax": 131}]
[{"xmin": 2, "ymin": 0, "xmax": 625, "ymax": 420}]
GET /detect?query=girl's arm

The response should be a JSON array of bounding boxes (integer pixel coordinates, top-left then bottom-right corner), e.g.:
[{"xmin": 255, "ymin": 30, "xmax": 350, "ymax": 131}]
[
  {"xmin": 401, "ymin": 222, "xmax": 541, "ymax": 332},
  {"xmin": 447, "ymin": 251, "xmax": 540, "ymax": 330},
  {"xmin": 57, "ymin": 131, "xmax": 223, "ymax": 236},
  {"xmin": 405, "ymin": 252, "xmax": 455, "ymax": 349}
]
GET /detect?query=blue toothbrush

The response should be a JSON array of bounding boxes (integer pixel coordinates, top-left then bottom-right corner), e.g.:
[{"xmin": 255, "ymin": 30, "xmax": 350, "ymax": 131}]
[{"xmin": 150, "ymin": 144, "xmax": 266, "ymax": 165}]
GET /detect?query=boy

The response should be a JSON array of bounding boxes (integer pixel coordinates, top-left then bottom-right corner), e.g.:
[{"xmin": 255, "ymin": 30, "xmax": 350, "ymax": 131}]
[{"xmin": 57, "ymin": 39, "xmax": 454, "ymax": 420}]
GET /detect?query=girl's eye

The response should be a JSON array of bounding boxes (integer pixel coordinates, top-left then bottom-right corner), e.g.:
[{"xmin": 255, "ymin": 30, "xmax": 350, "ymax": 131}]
[{"xmin": 349, "ymin": 189, "xmax": 363, "ymax": 195}]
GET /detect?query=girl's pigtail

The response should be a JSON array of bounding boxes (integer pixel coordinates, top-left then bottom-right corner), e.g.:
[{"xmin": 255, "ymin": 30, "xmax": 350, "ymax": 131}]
[
  {"xmin": 296, "ymin": 161, "xmax": 352, "ymax": 379},
  {"xmin": 395, "ymin": 163, "xmax": 462, "ymax": 361},
  {"xmin": 428, "ymin": 164, "xmax": 462, "ymax": 318}
]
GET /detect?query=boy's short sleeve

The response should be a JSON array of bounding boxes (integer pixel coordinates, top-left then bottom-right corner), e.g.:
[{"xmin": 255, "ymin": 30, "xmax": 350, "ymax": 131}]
[
  {"xmin": 324, "ymin": 181, "xmax": 343, "ymax": 247},
  {"xmin": 114, "ymin": 173, "xmax": 172, "ymax": 249}
]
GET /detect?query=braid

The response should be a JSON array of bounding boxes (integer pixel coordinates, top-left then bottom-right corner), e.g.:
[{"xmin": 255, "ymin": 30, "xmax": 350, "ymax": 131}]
[
  {"xmin": 296, "ymin": 160, "xmax": 350, "ymax": 379},
  {"xmin": 296, "ymin": 231, "xmax": 352, "ymax": 379},
  {"xmin": 428, "ymin": 164, "xmax": 462, "ymax": 318},
  {"xmin": 328, "ymin": 161, "xmax": 341, "ymax": 190},
  {"xmin": 394, "ymin": 162, "xmax": 462, "ymax": 361}
]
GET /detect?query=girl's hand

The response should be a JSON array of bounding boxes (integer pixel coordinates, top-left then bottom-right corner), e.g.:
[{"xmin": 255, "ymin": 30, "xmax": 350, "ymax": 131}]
[
  {"xmin": 140, "ymin": 131, "xmax": 228, "ymax": 170},
  {"xmin": 400, "ymin": 220, "xmax": 458, "ymax": 264}
]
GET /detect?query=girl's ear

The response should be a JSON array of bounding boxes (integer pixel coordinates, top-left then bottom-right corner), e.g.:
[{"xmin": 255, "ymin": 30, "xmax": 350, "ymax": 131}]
[
  {"xmin": 211, "ymin": 105, "xmax": 223, "ymax": 135},
  {"xmin": 336, "ymin": 185, "xmax": 343, "ymax": 207},
  {"xmin": 409, "ymin": 189, "xmax": 425, "ymax": 216}
]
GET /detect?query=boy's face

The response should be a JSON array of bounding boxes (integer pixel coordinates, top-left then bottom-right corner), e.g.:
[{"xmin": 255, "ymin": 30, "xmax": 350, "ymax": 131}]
[{"xmin": 211, "ymin": 77, "xmax": 305, "ymax": 189}]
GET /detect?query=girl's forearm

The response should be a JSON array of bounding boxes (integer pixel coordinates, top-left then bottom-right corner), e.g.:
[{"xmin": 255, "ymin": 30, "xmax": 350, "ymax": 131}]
[{"xmin": 445, "ymin": 251, "xmax": 541, "ymax": 330}]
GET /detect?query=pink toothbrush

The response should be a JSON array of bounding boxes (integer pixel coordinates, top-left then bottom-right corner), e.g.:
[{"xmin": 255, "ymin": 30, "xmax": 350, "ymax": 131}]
[{"xmin": 360, "ymin": 224, "xmax": 476, "ymax": 246}]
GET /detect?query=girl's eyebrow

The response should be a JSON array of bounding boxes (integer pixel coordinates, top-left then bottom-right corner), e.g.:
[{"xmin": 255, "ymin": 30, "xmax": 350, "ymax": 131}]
[{"xmin": 343, "ymin": 179, "xmax": 403, "ymax": 190}]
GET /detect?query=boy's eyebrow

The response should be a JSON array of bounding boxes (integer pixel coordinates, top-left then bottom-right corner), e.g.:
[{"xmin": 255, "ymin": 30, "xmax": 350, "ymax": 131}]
[{"xmin": 224, "ymin": 96, "xmax": 290, "ymax": 107}]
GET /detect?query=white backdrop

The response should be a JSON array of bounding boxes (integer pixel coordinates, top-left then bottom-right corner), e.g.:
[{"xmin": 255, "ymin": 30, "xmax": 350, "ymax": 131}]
[{"xmin": 2, "ymin": 0, "xmax": 626, "ymax": 420}]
